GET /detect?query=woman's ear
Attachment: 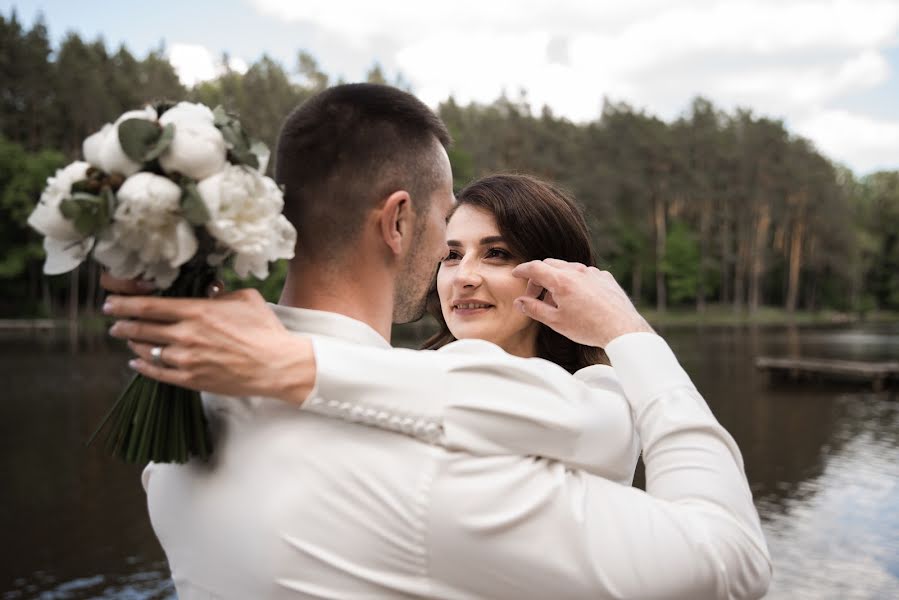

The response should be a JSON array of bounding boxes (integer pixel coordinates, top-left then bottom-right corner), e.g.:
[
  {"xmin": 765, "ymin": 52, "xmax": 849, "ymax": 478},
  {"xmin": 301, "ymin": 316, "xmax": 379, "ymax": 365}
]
[{"xmin": 378, "ymin": 190, "xmax": 412, "ymax": 256}]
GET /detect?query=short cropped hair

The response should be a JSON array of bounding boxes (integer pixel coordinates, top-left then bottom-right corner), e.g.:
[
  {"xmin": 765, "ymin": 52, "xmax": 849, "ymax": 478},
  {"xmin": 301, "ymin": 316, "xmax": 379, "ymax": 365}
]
[{"xmin": 274, "ymin": 84, "xmax": 451, "ymax": 261}]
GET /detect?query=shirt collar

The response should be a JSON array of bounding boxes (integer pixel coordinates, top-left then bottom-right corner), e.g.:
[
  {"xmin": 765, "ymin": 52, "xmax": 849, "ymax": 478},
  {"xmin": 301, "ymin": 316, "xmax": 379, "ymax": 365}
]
[{"xmin": 269, "ymin": 304, "xmax": 391, "ymax": 349}]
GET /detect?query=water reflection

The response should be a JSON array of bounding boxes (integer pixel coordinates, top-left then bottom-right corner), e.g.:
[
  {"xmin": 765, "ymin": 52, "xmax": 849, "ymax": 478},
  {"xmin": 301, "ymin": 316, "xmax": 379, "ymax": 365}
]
[{"xmin": 2, "ymin": 323, "xmax": 897, "ymax": 599}]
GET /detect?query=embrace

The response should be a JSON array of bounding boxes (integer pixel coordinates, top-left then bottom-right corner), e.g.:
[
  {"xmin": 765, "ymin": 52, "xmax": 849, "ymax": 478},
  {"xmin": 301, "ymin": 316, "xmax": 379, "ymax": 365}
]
[{"xmin": 102, "ymin": 84, "xmax": 772, "ymax": 599}]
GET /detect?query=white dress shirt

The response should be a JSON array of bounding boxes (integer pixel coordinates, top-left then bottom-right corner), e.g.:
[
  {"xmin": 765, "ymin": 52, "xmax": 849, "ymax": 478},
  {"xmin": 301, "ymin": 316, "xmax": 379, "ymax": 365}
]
[{"xmin": 143, "ymin": 306, "xmax": 771, "ymax": 599}]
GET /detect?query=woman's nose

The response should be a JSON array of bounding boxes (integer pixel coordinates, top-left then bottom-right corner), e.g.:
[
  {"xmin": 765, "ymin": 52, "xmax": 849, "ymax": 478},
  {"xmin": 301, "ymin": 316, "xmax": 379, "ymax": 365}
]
[{"xmin": 455, "ymin": 258, "xmax": 482, "ymax": 287}]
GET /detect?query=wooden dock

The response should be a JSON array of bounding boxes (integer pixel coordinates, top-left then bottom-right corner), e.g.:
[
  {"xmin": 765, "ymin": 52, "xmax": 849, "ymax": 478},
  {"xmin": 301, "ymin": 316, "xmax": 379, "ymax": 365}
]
[{"xmin": 756, "ymin": 356, "xmax": 899, "ymax": 391}]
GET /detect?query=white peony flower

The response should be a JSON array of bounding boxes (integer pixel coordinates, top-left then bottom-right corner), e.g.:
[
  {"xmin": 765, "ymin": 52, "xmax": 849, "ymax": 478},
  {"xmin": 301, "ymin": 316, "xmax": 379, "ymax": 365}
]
[
  {"xmin": 198, "ymin": 165, "xmax": 296, "ymax": 279},
  {"xmin": 83, "ymin": 123, "xmax": 112, "ymax": 168},
  {"xmin": 27, "ymin": 161, "xmax": 94, "ymax": 275},
  {"xmin": 93, "ymin": 172, "xmax": 198, "ymax": 289},
  {"xmin": 97, "ymin": 106, "xmax": 158, "ymax": 176},
  {"xmin": 158, "ymin": 102, "xmax": 227, "ymax": 181}
]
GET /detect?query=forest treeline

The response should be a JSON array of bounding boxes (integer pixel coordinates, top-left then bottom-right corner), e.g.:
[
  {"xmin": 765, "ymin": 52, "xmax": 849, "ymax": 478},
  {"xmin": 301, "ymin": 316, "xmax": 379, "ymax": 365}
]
[{"xmin": 2, "ymin": 11, "xmax": 897, "ymax": 318}]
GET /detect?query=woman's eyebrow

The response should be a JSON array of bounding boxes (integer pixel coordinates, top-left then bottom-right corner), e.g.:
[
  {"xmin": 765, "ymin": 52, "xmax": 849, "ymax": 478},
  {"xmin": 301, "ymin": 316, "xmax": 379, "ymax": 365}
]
[
  {"xmin": 479, "ymin": 236, "xmax": 505, "ymax": 245},
  {"xmin": 445, "ymin": 236, "xmax": 505, "ymax": 247}
]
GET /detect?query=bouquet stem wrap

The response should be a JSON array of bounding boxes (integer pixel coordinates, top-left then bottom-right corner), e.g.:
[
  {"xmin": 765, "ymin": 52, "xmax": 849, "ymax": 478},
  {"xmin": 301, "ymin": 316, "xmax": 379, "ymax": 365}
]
[{"xmin": 90, "ymin": 260, "xmax": 218, "ymax": 464}]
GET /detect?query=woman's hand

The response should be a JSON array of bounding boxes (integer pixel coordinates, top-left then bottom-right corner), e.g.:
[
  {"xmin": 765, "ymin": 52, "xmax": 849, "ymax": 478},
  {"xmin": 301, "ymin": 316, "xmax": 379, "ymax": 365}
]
[
  {"xmin": 102, "ymin": 289, "xmax": 316, "ymax": 403},
  {"xmin": 512, "ymin": 259, "xmax": 654, "ymax": 348}
]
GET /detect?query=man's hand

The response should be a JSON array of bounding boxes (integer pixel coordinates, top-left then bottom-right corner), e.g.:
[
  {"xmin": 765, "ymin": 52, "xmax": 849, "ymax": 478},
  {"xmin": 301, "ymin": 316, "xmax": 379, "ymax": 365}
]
[
  {"xmin": 512, "ymin": 259, "xmax": 654, "ymax": 348},
  {"xmin": 103, "ymin": 289, "xmax": 316, "ymax": 403}
]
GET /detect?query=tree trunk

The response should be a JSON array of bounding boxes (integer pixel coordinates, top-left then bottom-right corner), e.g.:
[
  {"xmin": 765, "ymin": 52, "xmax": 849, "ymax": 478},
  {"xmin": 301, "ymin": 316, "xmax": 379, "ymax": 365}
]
[
  {"xmin": 85, "ymin": 261, "xmax": 98, "ymax": 315},
  {"xmin": 733, "ymin": 228, "xmax": 749, "ymax": 312},
  {"xmin": 697, "ymin": 197, "xmax": 711, "ymax": 312},
  {"xmin": 654, "ymin": 194, "xmax": 667, "ymax": 312},
  {"xmin": 749, "ymin": 202, "xmax": 771, "ymax": 313},
  {"xmin": 786, "ymin": 218, "xmax": 804, "ymax": 312},
  {"xmin": 719, "ymin": 202, "xmax": 732, "ymax": 305},
  {"xmin": 68, "ymin": 267, "xmax": 80, "ymax": 323}
]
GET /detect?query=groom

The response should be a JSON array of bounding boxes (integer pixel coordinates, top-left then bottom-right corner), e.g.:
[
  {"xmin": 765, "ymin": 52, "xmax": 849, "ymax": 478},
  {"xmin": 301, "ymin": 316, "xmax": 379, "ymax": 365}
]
[{"xmin": 103, "ymin": 84, "xmax": 771, "ymax": 599}]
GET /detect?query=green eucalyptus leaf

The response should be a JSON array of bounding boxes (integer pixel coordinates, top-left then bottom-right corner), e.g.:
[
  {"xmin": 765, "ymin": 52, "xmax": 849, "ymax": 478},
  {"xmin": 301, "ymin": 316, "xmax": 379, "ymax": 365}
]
[
  {"xmin": 228, "ymin": 146, "xmax": 259, "ymax": 169},
  {"xmin": 145, "ymin": 123, "xmax": 175, "ymax": 161},
  {"xmin": 59, "ymin": 198, "xmax": 79, "ymax": 220},
  {"xmin": 72, "ymin": 211, "xmax": 100, "ymax": 237},
  {"xmin": 219, "ymin": 123, "xmax": 244, "ymax": 150},
  {"xmin": 181, "ymin": 182, "xmax": 210, "ymax": 226},
  {"xmin": 71, "ymin": 179, "xmax": 93, "ymax": 194},
  {"xmin": 70, "ymin": 191, "xmax": 102, "ymax": 204},
  {"xmin": 59, "ymin": 192, "xmax": 109, "ymax": 236},
  {"xmin": 212, "ymin": 105, "xmax": 230, "ymax": 128},
  {"xmin": 101, "ymin": 186, "xmax": 116, "ymax": 222},
  {"xmin": 118, "ymin": 119, "xmax": 162, "ymax": 164}
]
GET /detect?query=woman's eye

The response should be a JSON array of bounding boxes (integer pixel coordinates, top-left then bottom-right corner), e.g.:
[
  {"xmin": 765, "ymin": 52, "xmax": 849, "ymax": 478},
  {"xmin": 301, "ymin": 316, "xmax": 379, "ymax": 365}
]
[
  {"xmin": 442, "ymin": 250, "xmax": 461, "ymax": 262},
  {"xmin": 486, "ymin": 248, "xmax": 512, "ymax": 259}
]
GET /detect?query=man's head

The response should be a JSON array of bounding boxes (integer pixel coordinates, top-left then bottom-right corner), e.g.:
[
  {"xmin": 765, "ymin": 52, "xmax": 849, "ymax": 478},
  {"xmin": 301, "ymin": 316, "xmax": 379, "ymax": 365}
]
[{"xmin": 275, "ymin": 84, "xmax": 454, "ymax": 323}]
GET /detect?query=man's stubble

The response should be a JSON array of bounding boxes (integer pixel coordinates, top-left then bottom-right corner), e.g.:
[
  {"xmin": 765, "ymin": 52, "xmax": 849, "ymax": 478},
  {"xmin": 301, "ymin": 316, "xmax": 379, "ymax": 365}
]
[{"xmin": 392, "ymin": 220, "xmax": 440, "ymax": 324}]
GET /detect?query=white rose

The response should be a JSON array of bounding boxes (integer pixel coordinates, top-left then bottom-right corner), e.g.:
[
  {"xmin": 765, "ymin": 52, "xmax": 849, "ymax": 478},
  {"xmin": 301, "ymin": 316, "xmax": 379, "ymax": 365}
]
[
  {"xmin": 198, "ymin": 166, "xmax": 296, "ymax": 279},
  {"xmin": 27, "ymin": 161, "xmax": 95, "ymax": 275},
  {"xmin": 82, "ymin": 123, "xmax": 112, "ymax": 168},
  {"xmin": 97, "ymin": 106, "xmax": 158, "ymax": 176},
  {"xmin": 158, "ymin": 102, "xmax": 227, "ymax": 181},
  {"xmin": 93, "ymin": 172, "xmax": 198, "ymax": 289}
]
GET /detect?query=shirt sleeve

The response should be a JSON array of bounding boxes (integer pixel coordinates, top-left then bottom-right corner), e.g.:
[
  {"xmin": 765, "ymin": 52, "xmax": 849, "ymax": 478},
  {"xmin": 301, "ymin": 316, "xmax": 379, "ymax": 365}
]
[
  {"xmin": 308, "ymin": 333, "xmax": 772, "ymax": 599},
  {"xmin": 304, "ymin": 337, "xmax": 639, "ymax": 480},
  {"xmin": 428, "ymin": 332, "xmax": 772, "ymax": 600}
]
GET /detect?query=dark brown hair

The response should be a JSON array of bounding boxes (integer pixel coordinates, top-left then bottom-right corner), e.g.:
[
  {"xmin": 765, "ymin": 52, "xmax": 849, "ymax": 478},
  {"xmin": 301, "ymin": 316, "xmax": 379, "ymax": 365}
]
[
  {"xmin": 275, "ymin": 83, "xmax": 451, "ymax": 262},
  {"xmin": 422, "ymin": 173, "xmax": 606, "ymax": 373}
]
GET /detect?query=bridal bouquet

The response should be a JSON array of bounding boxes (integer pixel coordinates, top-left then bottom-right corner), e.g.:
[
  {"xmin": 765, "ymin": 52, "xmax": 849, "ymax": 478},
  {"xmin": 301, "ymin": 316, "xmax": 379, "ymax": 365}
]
[{"xmin": 27, "ymin": 101, "xmax": 296, "ymax": 464}]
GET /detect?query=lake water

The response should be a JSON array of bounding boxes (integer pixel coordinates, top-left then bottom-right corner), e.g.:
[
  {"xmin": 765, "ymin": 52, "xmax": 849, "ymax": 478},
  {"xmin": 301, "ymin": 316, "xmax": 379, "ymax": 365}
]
[{"xmin": 2, "ymin": 322, "xmax": 897, "ymax": 599}]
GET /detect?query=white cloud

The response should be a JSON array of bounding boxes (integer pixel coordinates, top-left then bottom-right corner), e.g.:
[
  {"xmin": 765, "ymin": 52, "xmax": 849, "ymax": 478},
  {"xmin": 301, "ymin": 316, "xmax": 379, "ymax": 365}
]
[
  {"xmin": 795, "ymin": 109, "xmax": 899, "ymax": 175},
  {"xmin": 168, "ymin": 43, "xmax": 248, "ymax": 87},
  {"xmin": 714, "ymin": 50, "xmax": 890, "ymax": 112},
  {"xmin": 247, "ymin": 0, "xmax": 899, "ymax": 172}
]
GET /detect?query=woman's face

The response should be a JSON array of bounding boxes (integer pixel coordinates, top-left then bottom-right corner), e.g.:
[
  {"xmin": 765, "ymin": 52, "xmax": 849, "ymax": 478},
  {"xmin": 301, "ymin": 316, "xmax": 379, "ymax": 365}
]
[{"xmin": 437, "ymin": 205, "xmax": 540, "ymax": 357}]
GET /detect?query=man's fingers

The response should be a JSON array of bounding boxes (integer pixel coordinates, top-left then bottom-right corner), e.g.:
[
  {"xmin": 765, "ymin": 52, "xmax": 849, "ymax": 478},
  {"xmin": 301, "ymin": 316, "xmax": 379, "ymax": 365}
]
[
  {"xmin": 100, "ymin": 271, "xmax": 156, "ymax": 295},
  {"xmin": 543, "ymin": 290, "xmax": 558, "ymax": 308},
  {"xmin": 523, "ymin": 280, "xmax": 545, "ymax": 299},
  {"xmin": 512, "ymin": 260, "xmax": 562, "ymax": 289},
  {"xmin": 515, "ymin": 296, "xmax": 558, "ymax": 326},
  {"xmin": 104, "ymin": 295, "xmax": 204, "ymax": 322},
  {"xmin": 110, "ymin": 319, "xmax": 179, "ymax": 345},
  {"xmin": 543, "ymin": 258, "xmax": 588, "ymax": 272}
]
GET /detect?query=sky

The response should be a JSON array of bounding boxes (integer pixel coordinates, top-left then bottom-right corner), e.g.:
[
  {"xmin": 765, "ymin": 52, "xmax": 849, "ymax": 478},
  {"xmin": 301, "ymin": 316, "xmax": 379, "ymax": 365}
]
[{"xmin": 6, "ymin": 0, "xmax": 899, "ymax": 175}]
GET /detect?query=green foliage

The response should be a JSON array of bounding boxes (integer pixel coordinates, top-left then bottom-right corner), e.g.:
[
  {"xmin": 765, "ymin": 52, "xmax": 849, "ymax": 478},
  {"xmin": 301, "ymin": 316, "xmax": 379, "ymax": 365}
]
[
  {"xmin": 118, "ymin": 119, "xmax": 174, "ymax": 163},
  {"xmin": 662, "ymin": 221, "xmax": 701, "ymax": 304},
  {"xmin": 0, "ymin": 7, "xmax": 896, "ymax": 318},
  {"xmin": 221, "ymin": 259, "xmax": 289, "ymax": 303}
]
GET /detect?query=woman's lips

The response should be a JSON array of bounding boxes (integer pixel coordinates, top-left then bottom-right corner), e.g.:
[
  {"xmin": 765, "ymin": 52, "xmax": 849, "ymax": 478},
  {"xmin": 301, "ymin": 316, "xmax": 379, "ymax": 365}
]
[{"xmin": 452, "ymin": 302, "xmax": 494, "ymax": 316}]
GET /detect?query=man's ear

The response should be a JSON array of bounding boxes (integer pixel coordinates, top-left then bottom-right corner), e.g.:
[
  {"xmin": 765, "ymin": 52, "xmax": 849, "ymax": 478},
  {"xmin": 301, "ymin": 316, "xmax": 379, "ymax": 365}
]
[{"xmin": 378, "ymin": 190, "xmax": 413, "ymax": 257}]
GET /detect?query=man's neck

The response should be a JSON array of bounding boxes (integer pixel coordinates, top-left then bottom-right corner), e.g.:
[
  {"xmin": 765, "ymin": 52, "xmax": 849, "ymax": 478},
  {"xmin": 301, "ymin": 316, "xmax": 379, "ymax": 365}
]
[{"xmin": 278, "ymin": 264, "xmax": 395, "ymax": 343}]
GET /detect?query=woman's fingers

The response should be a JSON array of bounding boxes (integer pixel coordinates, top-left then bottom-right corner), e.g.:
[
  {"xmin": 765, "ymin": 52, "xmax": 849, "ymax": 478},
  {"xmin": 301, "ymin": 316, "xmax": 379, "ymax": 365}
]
[{"xmin": 100, "ymin": 271, "xmax": 156, "ymax": 294}]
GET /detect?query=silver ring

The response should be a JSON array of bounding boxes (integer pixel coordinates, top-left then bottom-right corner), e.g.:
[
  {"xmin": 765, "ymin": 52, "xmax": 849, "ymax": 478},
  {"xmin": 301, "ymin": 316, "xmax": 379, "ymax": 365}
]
[{"xmin": 150, "ymin": 346, "xmax": 166, "ymax": 366}]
